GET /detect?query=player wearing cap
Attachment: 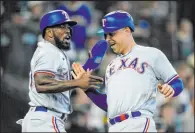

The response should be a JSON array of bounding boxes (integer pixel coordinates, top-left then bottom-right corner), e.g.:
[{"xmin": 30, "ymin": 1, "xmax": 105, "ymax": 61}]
[
  {"xmin": 71, "ymin": 10, "xmax": 184, "ymax": 132},
  {"xmin": 20, "ymin": 10, "xmax": 103, "ymax": 132}
]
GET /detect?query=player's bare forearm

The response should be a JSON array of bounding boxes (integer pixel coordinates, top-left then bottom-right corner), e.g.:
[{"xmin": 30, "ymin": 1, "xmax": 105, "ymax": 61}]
[{"xmin": 34, "ymin": 73, "xmax": 81, "ymax": 93}]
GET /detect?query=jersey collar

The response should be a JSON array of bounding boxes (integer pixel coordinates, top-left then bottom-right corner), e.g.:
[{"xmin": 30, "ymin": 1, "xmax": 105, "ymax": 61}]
[
  {"xmin": 38, "ymin": 40, "xmax": 62, "ymax": 52},
  {"xmin": 118, "ymin": 44, "xmax": 138, "ymax": 58}
]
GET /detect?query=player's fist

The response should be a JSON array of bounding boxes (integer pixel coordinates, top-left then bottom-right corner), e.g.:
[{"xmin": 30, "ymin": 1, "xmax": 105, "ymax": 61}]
[{"xmin": 157, "ymin": 83, "xmax": 175, "ymax": 98}]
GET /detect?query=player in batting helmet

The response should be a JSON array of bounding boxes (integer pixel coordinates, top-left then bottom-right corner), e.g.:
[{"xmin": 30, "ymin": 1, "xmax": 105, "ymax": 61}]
[
  {"xmin": 98, "ymin": 10, "xmax": 135, "ymax": 34},
  {"xmin": 98, "ymin": 10, "xmax": 136, "ymax": 54},
  {"xmin": 40, "ymin": 10, "xmax": 77, "ymax": 50}
]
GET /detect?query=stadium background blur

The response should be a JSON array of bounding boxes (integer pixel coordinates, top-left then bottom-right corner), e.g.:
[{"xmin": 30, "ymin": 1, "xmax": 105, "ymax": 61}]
[{"xmin": 0, "ymin": 1, "xmax": 194, "ymax": 132}]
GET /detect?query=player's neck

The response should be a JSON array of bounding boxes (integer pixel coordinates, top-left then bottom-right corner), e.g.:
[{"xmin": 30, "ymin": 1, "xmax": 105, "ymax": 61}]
[
  {"xmin": 44, "ymin": 37, "xmax": 57, "ymax": 47},
  {"xmin": 122, "ymin": 39, "xmax": 136, "ymax": 55}
]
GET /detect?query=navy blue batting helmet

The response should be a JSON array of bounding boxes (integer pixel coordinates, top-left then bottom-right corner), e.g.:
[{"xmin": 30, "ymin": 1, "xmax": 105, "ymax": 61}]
[
  {"xmin": 98, "ymin": 10, "xmax": 135, "ymax": 34},
  {"xmin": 40, "ymin": 10, "xmax": 77, "ymax": 32}
]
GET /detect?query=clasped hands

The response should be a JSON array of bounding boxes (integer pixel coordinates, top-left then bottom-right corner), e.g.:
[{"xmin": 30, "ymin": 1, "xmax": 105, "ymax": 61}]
[{"xmin": 71, "ymin": 62, "xmax": 104, "ymax": 91}]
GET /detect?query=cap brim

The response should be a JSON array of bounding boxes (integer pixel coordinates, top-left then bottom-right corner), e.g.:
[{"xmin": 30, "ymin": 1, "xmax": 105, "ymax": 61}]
[
  {"xmin": 97, "ymin": 29, "xmax": 104, "ymax": 34},
  {"xmin": 97, "ymin": 27, "xmax": 119, "ymax": 34},
  {"xmin": 64, "ymin": 20, "xmax": 77, "ymax": 26}
]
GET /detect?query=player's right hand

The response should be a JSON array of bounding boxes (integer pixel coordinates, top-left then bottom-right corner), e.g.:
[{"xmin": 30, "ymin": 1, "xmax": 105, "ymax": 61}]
[
  {"xmin": 71, "ymin": 62, "xmax": 104, "ymax": 91},
  {"xmin": 157, "ymin": 83, "xmax": 175, "ymax": 99}
]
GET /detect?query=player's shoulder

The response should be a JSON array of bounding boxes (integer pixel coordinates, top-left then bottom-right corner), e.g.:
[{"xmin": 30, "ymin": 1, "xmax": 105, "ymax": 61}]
[
  {"xmin": 136, "ymin": 45, "xmax": 163, "ymax": 55},
  {"xmin": 136, "ymin": 44, "xmax": 159, "ymax": 51},
  {"xmin": 39, "ymin": 41, "xmax": 59, "ymax": 55},
  {"xmin": 32, "ymin": 41, "xmax": 59, "ymax": 60}
]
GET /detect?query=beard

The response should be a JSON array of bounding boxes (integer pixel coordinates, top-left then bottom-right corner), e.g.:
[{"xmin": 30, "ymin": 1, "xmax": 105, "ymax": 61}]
[{"xmin": 53, "ymin": 32, "xmax": 70, "ymax": 50}]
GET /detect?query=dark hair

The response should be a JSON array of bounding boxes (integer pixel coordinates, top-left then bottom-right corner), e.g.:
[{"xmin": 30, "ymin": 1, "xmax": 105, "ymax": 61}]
[
  {"xmin": 42, "ymin": 28, "xmax": 47, "ymax": 38},
  {"xmin": 41, "ymin": 24, "xmax": 62, "ymax": 38}
]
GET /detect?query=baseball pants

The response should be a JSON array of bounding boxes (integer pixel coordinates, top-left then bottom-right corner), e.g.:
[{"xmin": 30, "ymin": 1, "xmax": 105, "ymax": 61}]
[{"xmin": 21, "ymin": 107, "xmax": 67, "ymax": 132}]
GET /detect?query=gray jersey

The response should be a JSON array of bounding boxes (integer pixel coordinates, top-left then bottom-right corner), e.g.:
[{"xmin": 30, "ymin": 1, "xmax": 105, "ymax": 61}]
[
  {"xmin": 28, "ymin": 40, "xmax": 73, "ymax": 114},
  {"xmin": 105, "ymin": 45, "xmax": 178, "ymax": 118}
]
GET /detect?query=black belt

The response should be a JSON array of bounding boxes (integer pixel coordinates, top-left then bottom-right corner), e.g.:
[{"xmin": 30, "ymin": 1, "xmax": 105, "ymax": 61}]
[
  {"xmin": 109, "ymin": 111, "xmax": 141, "ymax": 125},
  {"xmin": 34, "ymin": 106, "xmax": 66, "ymax": 120}
]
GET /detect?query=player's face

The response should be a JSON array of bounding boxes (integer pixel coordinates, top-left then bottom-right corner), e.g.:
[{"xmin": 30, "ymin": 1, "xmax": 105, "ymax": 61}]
[
  {"xmin": 104, "ymin": 28, "xmax": 128, "ymax": 54},
  {"xmin": 52, "ymin": 24, "xmax": 72, "ymax": 50}
]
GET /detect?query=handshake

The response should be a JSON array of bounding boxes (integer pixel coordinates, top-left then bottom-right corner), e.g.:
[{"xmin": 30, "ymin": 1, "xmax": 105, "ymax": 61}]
[
  {"xmin": 71, "ymin": 40, "xmax": 108, "ymax": 91},
  {"xmin": 71, "ymin": 62, "xmax": 104, "ymax": 91}
]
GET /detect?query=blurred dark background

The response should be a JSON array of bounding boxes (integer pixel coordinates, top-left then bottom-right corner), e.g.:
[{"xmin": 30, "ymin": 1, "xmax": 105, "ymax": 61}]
[{"xmin": 1, "ymin": 1, "xmax": 194, "ymax": 132}]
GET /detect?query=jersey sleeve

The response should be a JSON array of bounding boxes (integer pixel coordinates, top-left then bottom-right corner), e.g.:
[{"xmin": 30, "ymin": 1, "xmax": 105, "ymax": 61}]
[
  {"xmin": 33, "ymin": 51, "xmax": 60, "ymax": 76},
  {"xmin": 153, "ymin": 49, "xmax": 178, "ymax": 83}
]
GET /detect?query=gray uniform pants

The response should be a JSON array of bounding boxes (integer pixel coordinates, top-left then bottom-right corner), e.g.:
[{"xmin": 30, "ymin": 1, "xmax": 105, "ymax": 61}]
[{"xmin": 20, "ymin": 107, "xmax": 68, "ymax": 132}]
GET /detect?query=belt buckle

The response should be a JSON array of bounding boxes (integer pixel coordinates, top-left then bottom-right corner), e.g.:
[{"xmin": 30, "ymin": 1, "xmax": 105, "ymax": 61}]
[
  {"xmin": 119, "ymin": 113, "xmax": 129, "ymax": 122},
  {"xmin": 129, "ymin": 112, "xmax": 133, "ymax": 118},
  {"xmin": 127, "ymin": 111, "xmax": 134, "ymax": 118}
]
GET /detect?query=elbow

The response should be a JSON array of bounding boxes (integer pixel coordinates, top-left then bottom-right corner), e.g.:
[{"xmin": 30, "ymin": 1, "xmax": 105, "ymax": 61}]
[
  {"xmin": 34, "ymin": 73, "xmax": 55, "ymax": 93},
  {"xmin": 35, "ymin": 83, "xmax": 46, "ymax": 93},
  {"xmin": 34, "ymin": 76, "xmax": 45, "ymax": 93}
]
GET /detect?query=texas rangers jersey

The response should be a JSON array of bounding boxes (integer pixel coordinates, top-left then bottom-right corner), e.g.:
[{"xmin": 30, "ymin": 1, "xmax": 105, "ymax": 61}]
[
  {"xmin": 105, "ymin": 44, "xmax": 178, "ymax": 118},
  {"xmin": 28, "ymin": 40, "xmax": 73, "ymax": 114}
]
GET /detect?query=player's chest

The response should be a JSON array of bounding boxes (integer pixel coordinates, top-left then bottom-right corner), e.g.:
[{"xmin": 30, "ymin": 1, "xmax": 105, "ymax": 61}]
[
  {"xmin": 56, "ymin": 54, "xmax": 71, "ymax": 80},
  {"xmin": 106, "ymin": 56, "xmax": 151, "ymax": 78}
]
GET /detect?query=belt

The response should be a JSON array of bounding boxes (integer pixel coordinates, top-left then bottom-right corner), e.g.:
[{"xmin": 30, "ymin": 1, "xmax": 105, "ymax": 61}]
[
  {"xmin": 34, "ymin": 106, "xmax": 66, "ymax": 120},
  {"xmin": 109, "ymin": 111, "xmax": 141, "ymax": 125}
]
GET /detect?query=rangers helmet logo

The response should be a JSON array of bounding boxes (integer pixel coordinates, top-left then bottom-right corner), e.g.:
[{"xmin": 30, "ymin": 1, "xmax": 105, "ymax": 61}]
[{"xmin": 102, "ymin": 19, "xmax": 106, "ymax": 27}]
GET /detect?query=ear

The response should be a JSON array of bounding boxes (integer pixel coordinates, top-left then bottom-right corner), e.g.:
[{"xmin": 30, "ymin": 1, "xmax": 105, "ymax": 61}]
[
  {"xmin": 124, "ymin": 27, "xmax": 131, "ymax": 37},
  {"xmin": 124, "ymin": 27, "xmax": 131, "ymax": 33},
  {"xmin": 46, "ymin": 28, "xmax": 53, "ymax": 38}
]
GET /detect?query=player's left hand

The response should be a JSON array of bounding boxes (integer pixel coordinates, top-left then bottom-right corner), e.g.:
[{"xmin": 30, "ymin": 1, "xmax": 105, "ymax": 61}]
[
  {"xmin": 71, "ymin": 62, "xmax": 91, "ymax": 79},
  {"xmin": 157, "ymin": 83, "xmax": 175, "ymax": 98}
]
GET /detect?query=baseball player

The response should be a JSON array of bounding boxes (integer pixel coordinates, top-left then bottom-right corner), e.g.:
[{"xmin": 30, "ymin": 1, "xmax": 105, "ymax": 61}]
[
  {"xmin": 20, "ymin": 10, "xmax": 103, "ymax": 132},
  {"xmin": 71, "ymin": 10, "xmax": 184, "ymax": 132}
]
